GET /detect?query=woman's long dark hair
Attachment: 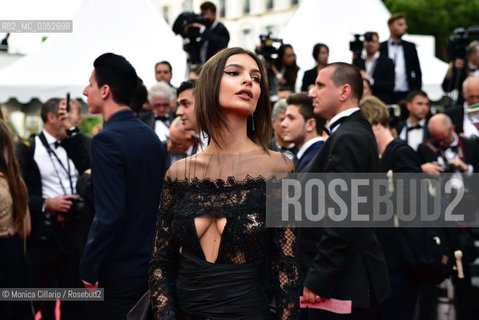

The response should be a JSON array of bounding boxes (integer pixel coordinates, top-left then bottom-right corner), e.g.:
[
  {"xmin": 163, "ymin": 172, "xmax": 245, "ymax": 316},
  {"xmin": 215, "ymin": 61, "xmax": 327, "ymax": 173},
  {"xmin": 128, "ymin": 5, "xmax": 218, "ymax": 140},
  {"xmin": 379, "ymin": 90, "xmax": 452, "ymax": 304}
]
[
  {"xmin": 274, "ymin": 44, "xmax": 300, "ymax": 89},
  {"xmin": 0, "ymin": 120, "xmax": 28, "ymax": 231}
]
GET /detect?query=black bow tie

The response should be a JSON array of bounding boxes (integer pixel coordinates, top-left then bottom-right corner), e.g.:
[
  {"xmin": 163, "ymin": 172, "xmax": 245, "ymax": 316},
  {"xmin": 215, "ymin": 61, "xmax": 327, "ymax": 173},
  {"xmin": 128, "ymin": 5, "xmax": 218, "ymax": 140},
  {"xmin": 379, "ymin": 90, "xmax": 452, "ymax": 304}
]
[
  {"xmin": 280, "ymin": 146, "xmax": 296, "ymax": 153},
  {"xmin": 155, "ymin": 116, "xmax": 169, "ymax": 122},
  {"xmin": 407, "ymin": 124, "xmax": 422, "ymax": 131},
  {"xmin": 392, "ymin": 41, "xmax": 402, "ymax": 46},
  {"xmin": 53, "ymin": 141, "xmax": 61, "ymax": 149}
]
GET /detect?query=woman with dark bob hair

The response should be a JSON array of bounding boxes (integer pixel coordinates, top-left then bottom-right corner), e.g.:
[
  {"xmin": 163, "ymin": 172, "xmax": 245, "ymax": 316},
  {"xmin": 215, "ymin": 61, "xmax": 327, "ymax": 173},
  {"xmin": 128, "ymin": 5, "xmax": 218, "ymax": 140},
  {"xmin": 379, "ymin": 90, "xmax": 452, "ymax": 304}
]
[
  {"xmin": 301, "ymin": 43, "xmax": 329, "ymax": 92},
  {"xmin": 149, "ymin": 47, "xmax": 299, "ymax": 319}
]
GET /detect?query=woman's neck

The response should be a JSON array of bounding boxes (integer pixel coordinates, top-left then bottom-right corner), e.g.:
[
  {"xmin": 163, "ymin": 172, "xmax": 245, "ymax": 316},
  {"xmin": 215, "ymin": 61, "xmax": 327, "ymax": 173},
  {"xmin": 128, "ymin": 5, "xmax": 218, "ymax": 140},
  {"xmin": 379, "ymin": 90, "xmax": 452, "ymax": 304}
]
[
  {"xmin": 317, "ymin": 63, "xmax": 326, "ymax": 71},
  {"xmin": 377, "ymin": 128, "xmax": 394, "ymax": 156},
  {"xmin": 204, "ymin": 114, "xmax": 260, "ymax": 154}
]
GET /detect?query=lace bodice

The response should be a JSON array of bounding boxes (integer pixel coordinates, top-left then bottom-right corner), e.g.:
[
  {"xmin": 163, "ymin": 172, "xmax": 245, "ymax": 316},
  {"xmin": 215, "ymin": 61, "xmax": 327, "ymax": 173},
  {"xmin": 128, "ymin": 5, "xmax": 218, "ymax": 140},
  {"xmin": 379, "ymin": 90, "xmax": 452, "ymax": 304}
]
[{"xmin": 148, "ymin": 150, "xmax": 299, "ymax": 319}]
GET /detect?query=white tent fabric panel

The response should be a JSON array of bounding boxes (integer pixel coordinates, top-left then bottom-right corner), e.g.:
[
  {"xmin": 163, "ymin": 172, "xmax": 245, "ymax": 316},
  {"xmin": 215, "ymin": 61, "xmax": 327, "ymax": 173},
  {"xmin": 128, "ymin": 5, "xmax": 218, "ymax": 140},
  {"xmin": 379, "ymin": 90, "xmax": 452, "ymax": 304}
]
[
  {"xmin": 0, "ymin": 0, "xmax": 187, "ymax": 103},
  {"xmin": 280, "ymin": 0, "xmax": 447, "ymax": 100}
]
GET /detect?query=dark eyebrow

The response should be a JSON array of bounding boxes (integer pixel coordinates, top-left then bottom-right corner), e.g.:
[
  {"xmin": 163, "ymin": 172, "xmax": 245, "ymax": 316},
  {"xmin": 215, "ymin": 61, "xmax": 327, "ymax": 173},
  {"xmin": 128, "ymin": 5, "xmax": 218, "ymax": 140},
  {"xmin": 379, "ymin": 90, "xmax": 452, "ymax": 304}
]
[{"xmin": 224, "ymin": 64, "xmax": 261, "ymax": 74}]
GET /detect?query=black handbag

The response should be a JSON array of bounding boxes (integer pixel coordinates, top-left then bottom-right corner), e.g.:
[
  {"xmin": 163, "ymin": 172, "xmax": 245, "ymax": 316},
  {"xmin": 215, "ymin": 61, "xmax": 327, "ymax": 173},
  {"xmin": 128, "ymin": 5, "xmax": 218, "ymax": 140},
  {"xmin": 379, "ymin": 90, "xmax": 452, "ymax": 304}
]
[{"xmin": 127, "ymin": 290, "xmax": 153, "ymax": 320}]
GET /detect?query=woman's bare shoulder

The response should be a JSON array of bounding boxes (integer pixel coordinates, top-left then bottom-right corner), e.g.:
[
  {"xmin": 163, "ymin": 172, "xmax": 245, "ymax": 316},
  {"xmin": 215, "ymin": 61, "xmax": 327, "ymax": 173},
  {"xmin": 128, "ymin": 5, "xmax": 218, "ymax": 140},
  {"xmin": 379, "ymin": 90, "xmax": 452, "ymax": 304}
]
[{"xmin": 264, "ymin": 150, "xmax": 295, "ymax": 173}]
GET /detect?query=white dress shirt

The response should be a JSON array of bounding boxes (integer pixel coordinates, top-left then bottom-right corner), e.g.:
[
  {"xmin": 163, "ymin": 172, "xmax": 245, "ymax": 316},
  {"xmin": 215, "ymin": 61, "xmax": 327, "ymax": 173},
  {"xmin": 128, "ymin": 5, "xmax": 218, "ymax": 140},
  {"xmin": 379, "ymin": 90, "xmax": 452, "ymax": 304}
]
[
  {"xmin": 296, "ymin": 136, "xmax": 324, "ymax": 160},
  {"xmin": 154, "ymin": 119, "xmax": 170, "ymax": 142},
  {"xmin": 364, "ymin": 51, "xmax": 380, "ymax": 85},
  {"xmin": 34, "ymin": 129, "xmax": 79, "ymax": 199},
  {"xmin": 462, "ymin": 102, "xmax": 479, "ymax": 138},
  {"xmin": 399, "ymin": 118, "xmax": 426, "ymax": 151},
  {"xmin": 388, "ymin": 39, "xmax": 409, "ymax": 92}
]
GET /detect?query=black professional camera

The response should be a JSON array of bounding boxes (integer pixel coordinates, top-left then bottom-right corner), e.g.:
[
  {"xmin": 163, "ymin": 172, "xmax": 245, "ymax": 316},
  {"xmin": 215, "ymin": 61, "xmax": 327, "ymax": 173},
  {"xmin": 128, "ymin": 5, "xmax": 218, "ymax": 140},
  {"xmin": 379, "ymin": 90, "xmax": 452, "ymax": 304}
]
[
  {"xmin": 349, "ymin": 34, "xmax": 363, "ymax": 55},
  {"xmin": 172, "ymin": 12, "xmax": 210, "ymax": 39},
  {"xmin": 255, "ymin": 33, "xmax": 283, "ymax": 62},
  {"xmin": 448, "ymin": 26, "xmax": 479, "ymax": 60},
  {"xmin": 68, "ymin": 196, "xmax": 85, "ymax": 217},
  {"xmin": 443, "ymin": 163, "xmax": 456, "ymax": 173},
  {"xmin": 172, "ymin": 12, "xmax": 210, "ymax": 65}
]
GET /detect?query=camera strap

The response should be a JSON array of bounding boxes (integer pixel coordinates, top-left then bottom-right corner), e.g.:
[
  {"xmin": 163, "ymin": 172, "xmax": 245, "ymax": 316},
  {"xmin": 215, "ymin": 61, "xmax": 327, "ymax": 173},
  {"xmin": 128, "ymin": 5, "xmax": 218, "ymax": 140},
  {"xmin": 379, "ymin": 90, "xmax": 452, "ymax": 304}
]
[{"xmin": 38, "ymin": 132, "xmax": 74, "ymax": 195}]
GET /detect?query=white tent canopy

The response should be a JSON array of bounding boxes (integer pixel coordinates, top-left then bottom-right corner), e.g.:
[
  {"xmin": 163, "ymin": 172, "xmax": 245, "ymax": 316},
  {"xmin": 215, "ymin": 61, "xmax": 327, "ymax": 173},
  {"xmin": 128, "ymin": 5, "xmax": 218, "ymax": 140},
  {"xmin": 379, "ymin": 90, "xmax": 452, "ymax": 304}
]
[
  {"xmin": 0, "ymin": 0, "xmax": 187, "ymax": 104},
  {"xmin": 280, "ymin": 0, "xmax": 448, "ymax": 100}
]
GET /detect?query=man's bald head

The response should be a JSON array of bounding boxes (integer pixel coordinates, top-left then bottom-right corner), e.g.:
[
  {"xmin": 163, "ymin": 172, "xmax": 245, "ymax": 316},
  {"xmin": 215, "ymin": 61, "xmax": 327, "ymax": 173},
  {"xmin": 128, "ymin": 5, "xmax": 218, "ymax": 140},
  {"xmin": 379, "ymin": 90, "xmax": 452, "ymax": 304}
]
[
  {"xmin": 463, "ymin": 76, "xmax": 479, "ymax": 107},
  {"xmin": 428, "ymin": 114, "xmax": 454, "ymax": 149},
  {"xmin": 429, "ymin": 114, "xmax": 452, "ymax": 132},
  {"xmin": 168, "ymin": 117, "xmax": 194, "ymax": 152}
]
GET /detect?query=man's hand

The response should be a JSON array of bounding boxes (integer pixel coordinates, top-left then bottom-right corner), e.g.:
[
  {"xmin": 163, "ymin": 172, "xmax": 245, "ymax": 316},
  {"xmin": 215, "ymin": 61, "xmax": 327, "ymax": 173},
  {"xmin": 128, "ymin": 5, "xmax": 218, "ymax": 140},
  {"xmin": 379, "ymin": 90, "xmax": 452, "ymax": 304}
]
[
  {"xmin": 303, "ymin": 286, "xmax": 328, "ymax": 304},
  {"xmin": 449, "ymin": 157, "xmax": 469, "ymax": 172},
  {"xmin": 454, "ymin": 58, "xmax": 465, "ymax": 70},
  {"xmin": 45, "ymin": 195, "xmax": 78, "ymax": 213},
  {"xmin": 185, "ymin": 22, "xmax": 204, "ymax": 30},
  {"xmin": 421, "ymin": 162, "xmax": 444, "ymax": 176},
  {"xmin": 58, "ymin": 100, "xmax": 74, "ymax": 129},
  {"xmin": 360, "ymin": 70, "xmax": 372, "ymax": 82}
]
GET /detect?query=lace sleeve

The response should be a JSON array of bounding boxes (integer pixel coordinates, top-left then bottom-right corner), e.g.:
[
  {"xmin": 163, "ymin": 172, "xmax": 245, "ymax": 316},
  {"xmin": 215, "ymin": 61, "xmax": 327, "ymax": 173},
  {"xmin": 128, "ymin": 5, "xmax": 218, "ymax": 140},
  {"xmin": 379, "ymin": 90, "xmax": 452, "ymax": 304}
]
[
  {"xmin": 270, "ymin": 226, "xmax": 300, "ymax": 320},
  {"xmin": 148, "ymin": 180, "xmax": 179, "ymax": 319}
]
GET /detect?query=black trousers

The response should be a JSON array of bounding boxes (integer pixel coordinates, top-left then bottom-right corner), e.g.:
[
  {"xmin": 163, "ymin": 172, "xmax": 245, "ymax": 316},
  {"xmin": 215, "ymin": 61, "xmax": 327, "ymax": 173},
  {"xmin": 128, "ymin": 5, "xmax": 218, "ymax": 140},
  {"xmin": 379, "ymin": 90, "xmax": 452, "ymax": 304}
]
[
  {"xmin": 391, "ymin": 91, "xmax": 410, "ymax": 105},
  {"xmin": 378, "ymin": 270, "xmax": 418, "ymax": 320},
  {"xmin": 0, "ymin": 235, "xmax": 34, "ymax": 320},
  {"xmin": 27, "ymin": 236, "xmax": 87, "ymax": 320},
  {"xmin": 87, "ymin": 275, "xmax": 148, "ymax": 320}
]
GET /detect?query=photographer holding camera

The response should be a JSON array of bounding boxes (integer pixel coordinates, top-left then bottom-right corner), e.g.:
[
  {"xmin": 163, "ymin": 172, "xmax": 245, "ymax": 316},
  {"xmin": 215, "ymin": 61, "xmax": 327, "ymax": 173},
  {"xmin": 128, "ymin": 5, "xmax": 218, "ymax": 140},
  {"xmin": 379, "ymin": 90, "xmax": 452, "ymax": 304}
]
[
  {"xmin": 352, "ymin": 31, "xmax": 395, "ymax": 104},
  {"xmin": 181, "ymin": 1, "xmax": 229, "ymax": 65},
  {"xmin": 442, "ymin": 40, "xmax": 479, "ymax": 106},
  {"xmin": 417, "ymin": 113, "xmax": 479, "ymax": 176},
  {"xmin": 16, "ymin": 97, "xmax": 90, "ymax": 319}
]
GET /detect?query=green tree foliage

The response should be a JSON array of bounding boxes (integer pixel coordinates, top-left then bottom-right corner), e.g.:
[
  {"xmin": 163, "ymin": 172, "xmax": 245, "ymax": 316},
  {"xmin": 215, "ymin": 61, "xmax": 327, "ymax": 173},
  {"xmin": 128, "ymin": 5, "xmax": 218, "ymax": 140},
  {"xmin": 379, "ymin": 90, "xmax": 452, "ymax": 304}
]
[
  {"xmin": 79, "ymin": 116, "xmax": 103, "ymax": 136},
  {"xmin": 382, "ymin": 0, "xmax": 479, "ymax": 60}
]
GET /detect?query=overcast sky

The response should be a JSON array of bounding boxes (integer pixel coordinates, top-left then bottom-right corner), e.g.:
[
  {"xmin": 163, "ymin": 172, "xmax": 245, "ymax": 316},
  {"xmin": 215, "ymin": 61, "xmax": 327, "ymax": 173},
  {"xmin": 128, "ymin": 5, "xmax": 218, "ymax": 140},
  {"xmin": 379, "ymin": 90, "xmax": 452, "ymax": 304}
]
[{"xmin": 0, "ymin": 0, "xmax": 82, "ymax": 54}]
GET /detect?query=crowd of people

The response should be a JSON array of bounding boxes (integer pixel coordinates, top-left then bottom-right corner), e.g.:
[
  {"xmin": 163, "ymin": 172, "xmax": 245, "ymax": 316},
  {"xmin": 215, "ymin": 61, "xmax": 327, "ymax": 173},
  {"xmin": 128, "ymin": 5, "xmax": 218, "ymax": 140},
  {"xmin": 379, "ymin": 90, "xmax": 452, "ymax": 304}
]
[{"xmin": 1, "ymin": 4, "xmax": 479, "ymax": 320}]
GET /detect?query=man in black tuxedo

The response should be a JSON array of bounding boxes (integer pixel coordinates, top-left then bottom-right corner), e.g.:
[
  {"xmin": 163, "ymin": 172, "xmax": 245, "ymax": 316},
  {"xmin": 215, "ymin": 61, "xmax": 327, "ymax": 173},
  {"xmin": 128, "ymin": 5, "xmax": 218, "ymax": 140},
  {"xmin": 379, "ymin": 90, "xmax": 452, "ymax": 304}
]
[
  {"xmin": 380, "ymin": 13, "xmax": 422, "ymax": 103},
  {"xmin": 445, "ymin": 76, "xmax": 479, "ymax": 138},
  {"xmin": 301, "ymin": 62, "xmax": 391, "ymax": 319},
  {"xmin": 442, "ymin": 41, "xmax": 479, "ymax": 105},
  {"xmin": 281, "ymin": 92, "xmax": 326, "ymax": 172},
  {"xmin": 139, "ymin": 81, "xmax": 175, "ymax": 143},
  {"xmin": 353, "ymin": 31, "xmax": 395, "ymax": 104},
  {"xmin": 16, "ymin": 98, "xmax": 89, "ymax": 320},
  {"xmin": 396, "ymin": 90, "xmax": 431, "ymax": 151},
  {"xmin": 185, "ymin": 1, "xmax": 230, "ymax": 65},
  {"xmin": 80, "ymin": 53, "xmax": 166, "ymax": 319}
]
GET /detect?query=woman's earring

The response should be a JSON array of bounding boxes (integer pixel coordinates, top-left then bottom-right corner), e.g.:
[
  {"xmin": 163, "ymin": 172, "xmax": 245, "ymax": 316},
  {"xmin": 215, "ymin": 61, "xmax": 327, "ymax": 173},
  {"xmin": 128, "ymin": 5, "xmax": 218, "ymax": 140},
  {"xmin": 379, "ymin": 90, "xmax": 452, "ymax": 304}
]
[{"xmin": 251, "ymin": 114, "xmax": 255, "ymax": 132}]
